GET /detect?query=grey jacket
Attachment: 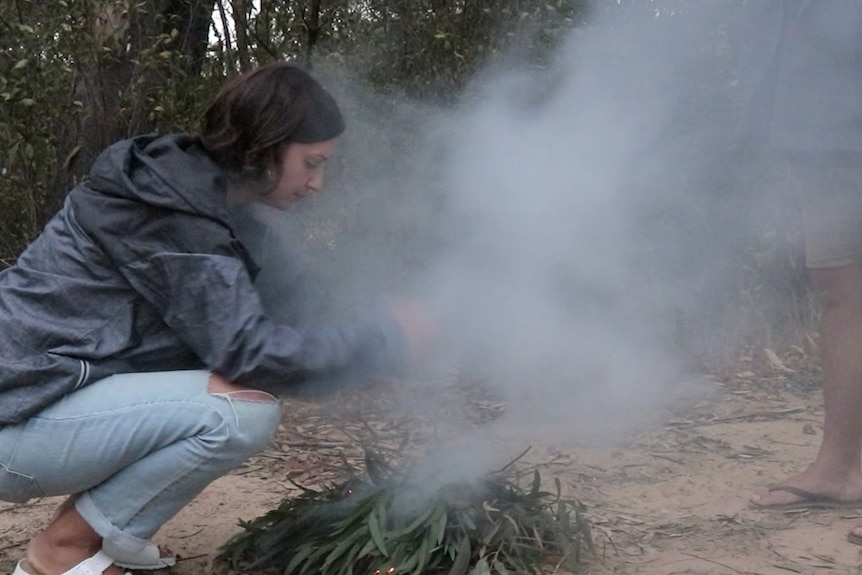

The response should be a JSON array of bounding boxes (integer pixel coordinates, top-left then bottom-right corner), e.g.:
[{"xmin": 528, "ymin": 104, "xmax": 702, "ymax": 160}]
[
  {"xmin": 735, "ymin": 0, "xmax": 862, "ymax": 158},
  {"xmin": 0, "ymin": 134, "xmax": 406, "ymax": 425}
]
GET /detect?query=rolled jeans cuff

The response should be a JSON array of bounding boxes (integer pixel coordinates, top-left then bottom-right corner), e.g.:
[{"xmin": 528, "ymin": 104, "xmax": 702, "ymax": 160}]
[{"xmin": 76, "ymin": 486, "xmax": 155, "ymax": 555}]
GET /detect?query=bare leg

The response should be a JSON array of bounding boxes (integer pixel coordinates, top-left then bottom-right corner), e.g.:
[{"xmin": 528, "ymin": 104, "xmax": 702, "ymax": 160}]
[
  {"xmin": 25, "ymin": 503, "xmax": 124, "ymax": 575},
  {"xmin": 752, "ymin": 264, "xmax": 862, "ymax": 506},
  {"xmin": 50, "ymin": 495, "xmax": 79, "ymax": 523}
]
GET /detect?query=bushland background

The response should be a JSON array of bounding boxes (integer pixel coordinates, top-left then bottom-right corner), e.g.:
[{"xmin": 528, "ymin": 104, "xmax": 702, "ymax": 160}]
[{"xmin": 0, "ymin": 0, "xmax": 813, "ymax": 364}]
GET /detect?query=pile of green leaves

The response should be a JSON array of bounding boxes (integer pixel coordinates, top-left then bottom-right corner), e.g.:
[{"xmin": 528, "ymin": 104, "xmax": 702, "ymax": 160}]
[{"xmin": 218, "ymin": 449, "xmax": 592, "ymax": 575}]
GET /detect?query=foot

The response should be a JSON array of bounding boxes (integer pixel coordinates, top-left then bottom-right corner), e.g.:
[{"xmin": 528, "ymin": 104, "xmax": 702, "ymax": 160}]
[
  {"xmin": 53, "ymin": 496, "xmax": 175, "ymax": 570},
  {"xmin": 26, "ymin": 541, "xmax": 125, "ymax": 575},
  {"xmin": 16, "ymin": 552, "xmax": 121, "ymax": 575},
  {"xmin": 105, "ymin": 540, "xmax": 176, "ymax": 570},
  {"xmin": 750, "ymin": 466, "xmax": 862, "ymax": 508},
  {"xmin": 27, "ymin": 500, "xmax": 125, "ymax": 575},
  {"xmin": 849, "ymin": 526, "xmax": 862, "ymax": 546}
]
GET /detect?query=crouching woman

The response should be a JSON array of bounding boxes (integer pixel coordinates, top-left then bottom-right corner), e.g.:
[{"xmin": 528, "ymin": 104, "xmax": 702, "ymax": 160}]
[{"xmin": 0, "ymin": 62, "xmax": 427, "ymax": 575}]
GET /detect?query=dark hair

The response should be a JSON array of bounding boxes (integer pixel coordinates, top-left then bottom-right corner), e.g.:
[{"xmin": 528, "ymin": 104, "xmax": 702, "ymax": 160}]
[{"xmin": 199, "ymin": 62, "xmax": 345, "ymax": 181}]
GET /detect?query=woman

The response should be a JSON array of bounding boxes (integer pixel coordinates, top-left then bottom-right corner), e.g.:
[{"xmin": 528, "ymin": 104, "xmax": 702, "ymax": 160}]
[{"xmin": 0, "ymin": 62, "xmax": 423, "ymax": 575}]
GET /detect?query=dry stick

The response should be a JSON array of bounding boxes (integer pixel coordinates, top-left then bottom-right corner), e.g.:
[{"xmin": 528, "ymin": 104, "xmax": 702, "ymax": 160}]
[
  {"xmin": 550, "ymin": 551, "xmax": 578, "ymax": 574},
  {"xmin": 765, "ymin": 538, "xmax": 815, "ymax": 572},
  {"xmin": 668, "ymin": 407, "xmax": 806, "ymax": 428},
  {"xmin": 767, "ymin": 439, "xmax": 809, "ymax": 447},
  {"xmin": 712, "ymin": 407, "xmax": 806, "ymax": 422},
  {"xmin": 0, "ymin": 500, "xmax": 56, "ymax": 513},
  {"xmin": 174, "ymin": 529, "xmax": 204, "ymax": 539},
  {"xmin": 651, "ymin": 453, "xmax": 686, "ymax": 465},
  {"xmin": 679, "ymin": 552, "xmax": 746, "ymax": 574},
  {"xmin": 175, "ymin": 554, "xmax": 208, "ymax": 563},
  {"xmin": 494, "ymin": 445, "xmax": 533, "ymax": 475},
  {"xmin": 772, "ymin": 564, "xmax": 805, "ymax": 574},
  {"xmin": 279, "ymin": 441, "xmax": 349, "ymax": 449}
]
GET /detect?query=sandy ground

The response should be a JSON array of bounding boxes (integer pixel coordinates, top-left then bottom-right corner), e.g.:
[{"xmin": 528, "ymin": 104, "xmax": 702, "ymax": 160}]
[{"xmin": 2, "ymin": 349, "xmax": 862, "ymax": 575}]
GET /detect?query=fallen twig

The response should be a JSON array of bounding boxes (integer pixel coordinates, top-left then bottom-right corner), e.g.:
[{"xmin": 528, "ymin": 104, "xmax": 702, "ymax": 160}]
[
  {"xmin": 680, "ymin": 551, "xmax": 746, "ymax": 573},
  {"xmin": 651, "ymin": 453, "xmax": 685, "ymax": 465}
]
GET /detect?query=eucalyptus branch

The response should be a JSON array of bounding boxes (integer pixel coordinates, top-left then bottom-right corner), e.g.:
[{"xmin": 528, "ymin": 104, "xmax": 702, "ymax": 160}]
[{"xmin": 218, "ymin": 446, "xmax": 593, "ymax": 575}]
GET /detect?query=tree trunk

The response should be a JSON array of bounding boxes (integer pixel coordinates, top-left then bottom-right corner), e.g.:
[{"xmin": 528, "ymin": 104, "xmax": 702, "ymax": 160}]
[
  {"xmin": 59, "ymin": 0, "xmax": 214, "ymax": 193},
  {"xmin": 303, "ymin": 0, "xmax": 322, "ymax": 69},
  {"xmin": 165, "ymin": 0, "xmax": 217, "ymax": 75},
  {"xmin": 231, "ymin": 0, "xmax": 253, "ymax": 71}
]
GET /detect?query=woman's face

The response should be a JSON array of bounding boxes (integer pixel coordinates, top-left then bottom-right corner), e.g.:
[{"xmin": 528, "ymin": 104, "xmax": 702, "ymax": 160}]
[{"xmin": 262, "ymin": 138, "xmax": 338, "ymax": 210}]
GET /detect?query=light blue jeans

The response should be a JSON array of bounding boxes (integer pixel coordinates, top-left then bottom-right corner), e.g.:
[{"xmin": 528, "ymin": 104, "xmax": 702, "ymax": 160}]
[{"xmin": 0, "ymin": 370, "xmax": 281, "ymax": 557}]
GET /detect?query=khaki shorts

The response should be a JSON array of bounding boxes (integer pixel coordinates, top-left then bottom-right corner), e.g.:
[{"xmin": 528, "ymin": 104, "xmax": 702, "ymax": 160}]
[{"xmin": 791, "ymin": 164, "xmax": 862, "ymax": 269}]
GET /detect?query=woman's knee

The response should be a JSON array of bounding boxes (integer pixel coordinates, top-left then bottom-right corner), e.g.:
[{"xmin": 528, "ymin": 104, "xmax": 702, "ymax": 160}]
[
  {"xmin": 212, "ymin": 392, "xmax": 281, "ymax": 455},
  {"xmin": 207, "ymin": 375, "xmax": 281, "ymax": 455}
]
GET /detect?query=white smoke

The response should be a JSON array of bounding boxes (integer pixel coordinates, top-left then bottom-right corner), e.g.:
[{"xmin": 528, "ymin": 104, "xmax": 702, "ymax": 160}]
[
  {"xmin": 295, "ymin": 1, "xmax": 743, "ymax": 448},
  {"xmin": 400, "ymin": 2, "xmax": 736, "ymax": 441}
]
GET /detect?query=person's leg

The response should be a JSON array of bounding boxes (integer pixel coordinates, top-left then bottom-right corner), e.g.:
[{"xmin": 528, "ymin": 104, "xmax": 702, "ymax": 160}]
[
  {"xmin": 751, "ymin": 164, "xmax": 862, "ymax": 508},
  {"xmin": 43, "ymin": 494, "xmax": 172, "ymax": 569},
  {"xmin": 0, "ymin": 370, "xmax": 280, "ymax": 575},
  {"xmin": 24, "ymin": 498, "xmax": 120, "ymax": 575},
  {"xmin": 751, "ymin": 264, "xmax": 862, "ymax": 506}
]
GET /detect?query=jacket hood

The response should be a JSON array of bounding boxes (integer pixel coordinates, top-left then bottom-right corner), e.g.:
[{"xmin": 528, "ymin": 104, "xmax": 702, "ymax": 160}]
[{"xmin": 87, "ymin": 133, "xmax": 231, "ymax": 225}]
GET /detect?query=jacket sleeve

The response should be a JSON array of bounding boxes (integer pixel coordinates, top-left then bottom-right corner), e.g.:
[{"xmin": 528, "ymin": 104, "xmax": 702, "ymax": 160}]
[
  {"xmin": 122, "ymin": 251, "xmax": 407, "ymax": 389},
  {"xmin": 74, "ymin": 191, "xmax": 408, "ymax": 392}
]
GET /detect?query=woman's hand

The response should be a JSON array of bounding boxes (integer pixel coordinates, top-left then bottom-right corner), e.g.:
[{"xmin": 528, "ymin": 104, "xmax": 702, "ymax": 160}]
[{"xmin": 388, "ymin": 299, "xmax": 439, "ymax": 356}]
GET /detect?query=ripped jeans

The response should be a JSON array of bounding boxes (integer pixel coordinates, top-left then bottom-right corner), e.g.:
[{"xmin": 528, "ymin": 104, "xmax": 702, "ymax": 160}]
[{"xmin": 0, "ymin": 370, "xmax": 281, "ymax": 557}]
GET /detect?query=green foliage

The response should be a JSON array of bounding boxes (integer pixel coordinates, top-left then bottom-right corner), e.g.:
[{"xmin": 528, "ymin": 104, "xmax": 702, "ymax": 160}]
[
  {"xmin": 0, "ymin": 0, "xmax": 814, "ymax": 361},
  {"xmin": 218, "ymin": 449, "xmax": 592, "ymax": 575},
  {"xmin": 0, "ymin": 0, "xmax": 220, "ymax": 259},
  {"xmin": 333, "ymin": 0, "xmax": 589, "ymax": 101},
  {"xmin": 0, "ymin": 0, "xmax": 585, "ymax": 261},
  {"xmin": 0, "ymin": 0, "xmax": 93, "ymax": 257}
]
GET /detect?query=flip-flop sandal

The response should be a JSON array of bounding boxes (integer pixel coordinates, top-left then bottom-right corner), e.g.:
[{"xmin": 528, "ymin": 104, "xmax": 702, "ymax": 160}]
[
  {"xmin": 751, "ymin": 485, "xmax": 862, "ymax": 511},
  {"xmin": 13, "ymin": 550, "xmax": 131, "ymax": 575},
  {"xmin": 848, "ymin": 531, "xmax": 862, "ymax": 547},
  {"xmin": 103, "ymin": 539, "xmax": 177, "ymax": 570}
]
